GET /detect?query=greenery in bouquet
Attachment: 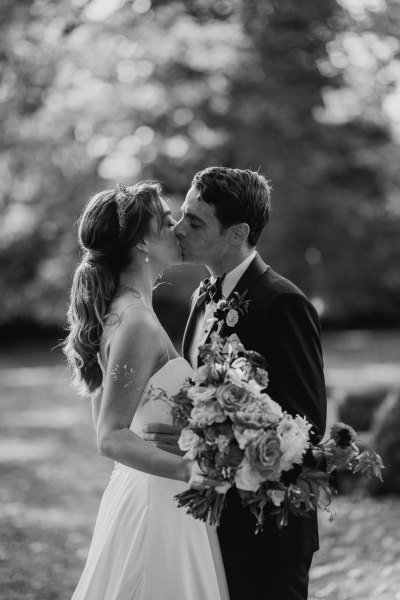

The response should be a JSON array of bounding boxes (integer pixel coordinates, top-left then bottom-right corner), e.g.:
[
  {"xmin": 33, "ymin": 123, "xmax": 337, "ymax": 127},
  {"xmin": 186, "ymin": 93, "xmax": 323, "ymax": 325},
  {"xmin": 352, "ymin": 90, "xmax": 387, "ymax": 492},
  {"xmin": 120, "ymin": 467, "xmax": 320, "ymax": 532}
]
[{"xmin": 169, "ymin": 334, "xmax": 384, "ymax": 534}]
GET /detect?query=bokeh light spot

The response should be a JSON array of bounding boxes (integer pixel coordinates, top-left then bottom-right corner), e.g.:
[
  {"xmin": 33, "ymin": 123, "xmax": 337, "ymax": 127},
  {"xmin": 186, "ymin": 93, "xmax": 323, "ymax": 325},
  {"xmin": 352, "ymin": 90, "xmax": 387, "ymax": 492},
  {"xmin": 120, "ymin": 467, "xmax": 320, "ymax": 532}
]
[
  {"xmin": 305, "ymin": 247, "xmax": 322, "ymax": 265},
  {"xmin": 132, "ymin": 0, "xmax": 151, "ymax": 15},
  {"xmin": 163, "ymin": 136, "xmax": 190, "ymax": 158},
  {"xmin": 135, "ymin": 125, "xmax": 154, "ymax": 145},
  {"xmin": 98, "ymin": 152, "xmax": 141, "ymax": 180}
]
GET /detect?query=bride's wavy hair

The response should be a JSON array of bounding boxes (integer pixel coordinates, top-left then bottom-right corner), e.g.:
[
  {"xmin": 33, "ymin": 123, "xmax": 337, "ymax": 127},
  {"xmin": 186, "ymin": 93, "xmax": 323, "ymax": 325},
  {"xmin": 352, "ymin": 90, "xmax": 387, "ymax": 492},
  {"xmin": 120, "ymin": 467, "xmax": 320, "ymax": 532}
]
[{"xmin": 63, "ymin": 181, "xmax": 164, "ymax": 396}]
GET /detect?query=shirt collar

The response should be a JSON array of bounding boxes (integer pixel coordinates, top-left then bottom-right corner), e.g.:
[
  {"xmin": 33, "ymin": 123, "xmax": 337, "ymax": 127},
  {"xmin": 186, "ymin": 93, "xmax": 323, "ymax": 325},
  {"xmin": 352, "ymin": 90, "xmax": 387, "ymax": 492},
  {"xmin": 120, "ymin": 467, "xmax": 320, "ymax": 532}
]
[{"xmin": 211, "ymin": 251, "xmax": 256, "ymax": 299}]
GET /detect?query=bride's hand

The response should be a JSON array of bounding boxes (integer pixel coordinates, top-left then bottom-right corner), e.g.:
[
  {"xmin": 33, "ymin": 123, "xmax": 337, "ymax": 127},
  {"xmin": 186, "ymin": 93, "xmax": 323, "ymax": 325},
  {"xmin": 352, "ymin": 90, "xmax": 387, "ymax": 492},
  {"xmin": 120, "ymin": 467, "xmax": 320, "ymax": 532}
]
[
  {"xmin": 142, "ymin": 423, "xmax": 183, "ymax": 456},
  {"xmin": 187, "ymin": 462, "xmax": 225, "ymax": 491}
]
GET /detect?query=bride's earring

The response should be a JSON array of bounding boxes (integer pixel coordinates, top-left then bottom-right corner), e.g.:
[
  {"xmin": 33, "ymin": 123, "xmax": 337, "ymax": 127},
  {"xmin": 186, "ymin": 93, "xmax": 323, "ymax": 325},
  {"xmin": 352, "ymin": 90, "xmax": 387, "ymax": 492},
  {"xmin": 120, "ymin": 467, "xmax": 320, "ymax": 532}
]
[{"xmin": 137, "ymin": 239, "xmax": 149, "ymax": 263}]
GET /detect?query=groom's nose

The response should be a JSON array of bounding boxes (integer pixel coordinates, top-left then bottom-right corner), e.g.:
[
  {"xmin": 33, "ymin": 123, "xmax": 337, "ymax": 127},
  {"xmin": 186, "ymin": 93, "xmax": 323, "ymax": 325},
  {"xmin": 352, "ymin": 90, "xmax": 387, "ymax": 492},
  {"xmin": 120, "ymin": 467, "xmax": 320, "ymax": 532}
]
[{"xmin": 173, "ymin": 218, "xmax": 185, "ymax": 238}]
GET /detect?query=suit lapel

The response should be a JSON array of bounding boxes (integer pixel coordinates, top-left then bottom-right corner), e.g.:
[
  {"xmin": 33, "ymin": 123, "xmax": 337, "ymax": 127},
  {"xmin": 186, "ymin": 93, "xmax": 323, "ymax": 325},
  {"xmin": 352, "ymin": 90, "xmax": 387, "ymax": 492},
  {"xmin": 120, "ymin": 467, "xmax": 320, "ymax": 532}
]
[
  {"xmin": 206, "ymin": 254, "xmax": 269, "ymax": 340},
  {"xmin": 183, "ymin": 255, "xmax": 269, "ymax": 363},
  {"xmin": 182, "ymin": 288, "xmax": 203, "ymax": 362}
]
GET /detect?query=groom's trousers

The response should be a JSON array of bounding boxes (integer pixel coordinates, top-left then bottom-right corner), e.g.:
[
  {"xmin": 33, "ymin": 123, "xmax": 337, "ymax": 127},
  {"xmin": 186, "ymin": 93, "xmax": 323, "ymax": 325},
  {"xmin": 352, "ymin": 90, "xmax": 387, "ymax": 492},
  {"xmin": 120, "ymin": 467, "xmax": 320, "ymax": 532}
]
[
  {"xmin": 218, "ymin": 489, "xmax": 318, "ymax": 600},
  {"xmin": 219, "ymin": 544, "xmax": 313, "ymax": 600}
]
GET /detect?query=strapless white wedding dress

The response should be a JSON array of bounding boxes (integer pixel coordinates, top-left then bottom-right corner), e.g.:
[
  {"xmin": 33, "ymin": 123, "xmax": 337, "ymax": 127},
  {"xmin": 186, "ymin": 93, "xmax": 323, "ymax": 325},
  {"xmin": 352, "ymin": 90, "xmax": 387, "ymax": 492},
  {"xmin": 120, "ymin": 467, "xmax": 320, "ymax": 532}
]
[{"xmin": 72, "ymin": 358, "xmax": 229, "ymax": 600}]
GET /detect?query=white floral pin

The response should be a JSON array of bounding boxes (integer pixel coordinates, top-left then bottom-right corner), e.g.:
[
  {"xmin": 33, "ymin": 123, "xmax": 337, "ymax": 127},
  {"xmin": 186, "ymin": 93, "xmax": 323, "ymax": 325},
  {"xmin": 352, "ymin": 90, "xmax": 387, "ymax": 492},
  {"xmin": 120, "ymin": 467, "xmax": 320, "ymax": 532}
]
[
  {"xmin": 226, "ymin": 309, "xmax": 239, "ymax": 327},
  {"xmin": 213, "ymin": 290, "xmax": 251, "ymax": 329}
]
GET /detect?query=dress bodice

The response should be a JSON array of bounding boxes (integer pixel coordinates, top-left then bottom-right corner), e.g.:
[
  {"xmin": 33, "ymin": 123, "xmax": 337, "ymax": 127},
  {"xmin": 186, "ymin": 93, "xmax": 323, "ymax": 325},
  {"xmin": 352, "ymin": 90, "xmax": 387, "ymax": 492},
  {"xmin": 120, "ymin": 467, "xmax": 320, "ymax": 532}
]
[{"xmin": 130, "ymin": 358, "xmax": 193, "ymax": 436}]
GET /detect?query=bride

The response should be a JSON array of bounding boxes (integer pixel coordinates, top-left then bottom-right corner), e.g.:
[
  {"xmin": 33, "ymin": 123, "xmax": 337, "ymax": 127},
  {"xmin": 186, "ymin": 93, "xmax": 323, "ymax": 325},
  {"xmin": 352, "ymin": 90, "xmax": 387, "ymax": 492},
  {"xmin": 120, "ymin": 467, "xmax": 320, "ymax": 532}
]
[{"xmin": 63, "ymin": 182, "xmax": 229, "ymax": 600}]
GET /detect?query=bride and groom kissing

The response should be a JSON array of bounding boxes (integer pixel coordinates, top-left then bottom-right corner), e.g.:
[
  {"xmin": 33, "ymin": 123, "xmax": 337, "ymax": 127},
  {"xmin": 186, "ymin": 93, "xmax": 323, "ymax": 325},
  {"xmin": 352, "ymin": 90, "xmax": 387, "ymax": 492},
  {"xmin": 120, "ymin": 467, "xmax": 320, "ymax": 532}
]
[{"xmin": 64, "ymin": 166, "xmax": 327, "ymax": 600}]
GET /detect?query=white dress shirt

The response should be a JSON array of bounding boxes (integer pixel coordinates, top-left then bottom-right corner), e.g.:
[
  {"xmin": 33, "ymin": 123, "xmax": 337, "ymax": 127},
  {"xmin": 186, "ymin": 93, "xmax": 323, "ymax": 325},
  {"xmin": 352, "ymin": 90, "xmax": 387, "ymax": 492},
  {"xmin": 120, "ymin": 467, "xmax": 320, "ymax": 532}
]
[{"xmin": 188, "ymin": 251, "xmax": 257, "ymax": 368}]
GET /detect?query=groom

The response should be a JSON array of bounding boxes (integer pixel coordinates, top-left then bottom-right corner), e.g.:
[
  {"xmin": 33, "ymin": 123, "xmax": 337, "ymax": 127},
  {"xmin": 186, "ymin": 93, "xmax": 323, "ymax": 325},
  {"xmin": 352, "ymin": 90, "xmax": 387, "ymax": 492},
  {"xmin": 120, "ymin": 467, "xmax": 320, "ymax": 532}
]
[{"xmin": 145, "ymin": 166, "xmax": 327, "ymax": 600}]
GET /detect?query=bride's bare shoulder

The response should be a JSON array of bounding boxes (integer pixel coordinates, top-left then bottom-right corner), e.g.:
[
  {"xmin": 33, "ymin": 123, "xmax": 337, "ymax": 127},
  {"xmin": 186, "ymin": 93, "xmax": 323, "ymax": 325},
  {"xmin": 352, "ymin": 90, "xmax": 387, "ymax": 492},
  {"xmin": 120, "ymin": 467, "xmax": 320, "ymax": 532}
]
[
  {"xmin": 107, "ymin": 303, "xmax": 162, "ymax": 346},
  {"xmin": 121, "ymin": 303, "xmax": 159, "ymax": 326}
]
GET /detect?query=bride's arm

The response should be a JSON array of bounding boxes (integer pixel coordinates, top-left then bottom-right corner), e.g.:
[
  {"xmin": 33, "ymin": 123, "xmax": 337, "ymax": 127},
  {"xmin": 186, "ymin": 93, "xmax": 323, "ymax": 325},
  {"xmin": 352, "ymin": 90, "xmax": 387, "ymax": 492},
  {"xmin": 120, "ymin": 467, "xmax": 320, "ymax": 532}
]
[
  {"xmin": 91, "ymin": 390, "xmax": 102, "ymax": 431},
  {"xmin": 96, "ymin": 309, "xmax": 191, "ymax": 482}
]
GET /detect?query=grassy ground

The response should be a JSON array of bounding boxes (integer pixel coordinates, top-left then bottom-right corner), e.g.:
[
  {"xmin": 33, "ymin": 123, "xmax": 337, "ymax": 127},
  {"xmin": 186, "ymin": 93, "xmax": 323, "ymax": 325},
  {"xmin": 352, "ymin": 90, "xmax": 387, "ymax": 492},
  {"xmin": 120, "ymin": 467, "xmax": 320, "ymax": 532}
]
[{"xmin": 0, "ymin": 331, "xmax": 399, "ymax": 599}]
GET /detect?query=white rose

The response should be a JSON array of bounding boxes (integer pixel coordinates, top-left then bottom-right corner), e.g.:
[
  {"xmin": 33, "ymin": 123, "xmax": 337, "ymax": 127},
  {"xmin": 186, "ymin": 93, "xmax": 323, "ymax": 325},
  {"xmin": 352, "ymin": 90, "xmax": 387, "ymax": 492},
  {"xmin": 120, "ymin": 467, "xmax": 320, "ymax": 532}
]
[
  {"xmin": 189, "ymin": 402, "xmax": 226, "ymax": 427},
  {"xmin": 225, "ymin": 375, "xmax": 263, "ymax": 401},
  {"xmin": 233, "ymin": 394, "xmax": 282, "ymax": 429},
  {"xmin": 234, "ymin": 457, "xmax": 264, "ymax": 492},
  {"xmin": 178, "ymin": 428, "xmax": 201, "ymax": 460},
  {"xmin": 226, "ymin": 309, "xmax": 239, "ymax": 327},
  {"xmin": 187, "ymin": 385, "xmax": 217, "ymax": 405}
]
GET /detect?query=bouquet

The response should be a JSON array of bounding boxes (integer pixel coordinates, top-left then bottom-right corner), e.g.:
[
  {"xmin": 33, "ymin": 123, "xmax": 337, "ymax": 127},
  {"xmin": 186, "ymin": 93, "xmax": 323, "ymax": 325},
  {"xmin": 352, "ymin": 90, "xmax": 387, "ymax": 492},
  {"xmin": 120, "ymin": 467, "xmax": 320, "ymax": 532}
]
[{"xmin": 169, "ymin": 334, "xmax": 384, "ymax": 533}]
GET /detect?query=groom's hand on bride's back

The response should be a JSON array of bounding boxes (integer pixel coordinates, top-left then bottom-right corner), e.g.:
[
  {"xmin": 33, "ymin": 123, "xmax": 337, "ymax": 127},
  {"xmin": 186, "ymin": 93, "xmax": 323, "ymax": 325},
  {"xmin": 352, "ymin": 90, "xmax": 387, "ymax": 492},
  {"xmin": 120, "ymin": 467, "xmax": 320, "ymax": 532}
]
[{"xmin": 142, "ymin": 423, "xmax": 183, "ymax": 456}]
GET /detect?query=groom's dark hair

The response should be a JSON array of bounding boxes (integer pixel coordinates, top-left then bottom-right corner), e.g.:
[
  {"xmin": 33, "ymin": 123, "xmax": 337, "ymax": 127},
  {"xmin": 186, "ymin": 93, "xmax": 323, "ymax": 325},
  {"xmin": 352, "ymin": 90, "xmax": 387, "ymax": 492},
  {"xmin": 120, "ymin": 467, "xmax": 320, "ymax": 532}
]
[{"xmin": 191, "ymin": 166, "xmax": 271, "ymax": 247}]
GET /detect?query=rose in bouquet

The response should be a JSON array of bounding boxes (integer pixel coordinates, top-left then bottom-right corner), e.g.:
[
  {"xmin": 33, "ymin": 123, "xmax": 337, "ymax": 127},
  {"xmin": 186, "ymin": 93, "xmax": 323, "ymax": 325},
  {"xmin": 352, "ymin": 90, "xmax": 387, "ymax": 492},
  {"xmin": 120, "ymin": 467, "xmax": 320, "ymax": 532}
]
[{"xmin": 170, "ymin": 334, "xmax": 384, "ymax": 533}]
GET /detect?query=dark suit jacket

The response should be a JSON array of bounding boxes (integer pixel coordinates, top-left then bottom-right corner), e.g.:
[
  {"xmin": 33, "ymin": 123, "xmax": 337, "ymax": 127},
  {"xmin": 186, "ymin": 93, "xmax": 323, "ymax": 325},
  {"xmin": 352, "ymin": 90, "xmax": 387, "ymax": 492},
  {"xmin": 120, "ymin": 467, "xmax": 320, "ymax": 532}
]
[{"xmin": 182, "ymin": 254, "xmax": 327, "ymax": 566}]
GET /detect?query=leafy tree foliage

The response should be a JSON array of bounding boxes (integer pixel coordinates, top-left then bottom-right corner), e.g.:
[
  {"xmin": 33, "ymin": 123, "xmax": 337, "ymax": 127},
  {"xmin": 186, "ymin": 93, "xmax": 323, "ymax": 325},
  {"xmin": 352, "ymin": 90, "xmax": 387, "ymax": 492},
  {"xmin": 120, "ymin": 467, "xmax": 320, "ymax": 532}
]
[{"xmin": 0, "ymin": 0, "xmax": 399, "ymax": 333}]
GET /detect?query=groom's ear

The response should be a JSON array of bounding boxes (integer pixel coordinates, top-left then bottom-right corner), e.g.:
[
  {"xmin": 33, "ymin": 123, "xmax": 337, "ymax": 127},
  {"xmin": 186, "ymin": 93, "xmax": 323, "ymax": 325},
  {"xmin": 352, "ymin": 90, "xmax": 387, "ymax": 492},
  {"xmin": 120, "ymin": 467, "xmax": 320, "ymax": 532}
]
[{"xmin": 230, "ymin": 223, "xmax": 250, "ymax": 247}]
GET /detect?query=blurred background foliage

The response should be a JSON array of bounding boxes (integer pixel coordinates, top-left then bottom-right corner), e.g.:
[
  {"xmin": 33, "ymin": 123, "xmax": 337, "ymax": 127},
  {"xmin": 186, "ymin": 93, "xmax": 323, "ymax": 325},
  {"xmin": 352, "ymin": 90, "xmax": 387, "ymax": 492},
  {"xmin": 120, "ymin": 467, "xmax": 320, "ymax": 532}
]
[{"xmin": 1, "ymin": 0, "xmax": 400, "ymax": 338}]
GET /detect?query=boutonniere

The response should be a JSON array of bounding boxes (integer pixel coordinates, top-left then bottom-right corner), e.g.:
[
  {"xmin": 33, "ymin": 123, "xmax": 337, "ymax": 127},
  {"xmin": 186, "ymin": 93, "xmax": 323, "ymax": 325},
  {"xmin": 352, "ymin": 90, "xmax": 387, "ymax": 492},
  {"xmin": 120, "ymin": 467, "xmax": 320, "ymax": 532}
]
[{"xmin": 213, "ymin": 290, "xmax": 251, "ymax": 330}]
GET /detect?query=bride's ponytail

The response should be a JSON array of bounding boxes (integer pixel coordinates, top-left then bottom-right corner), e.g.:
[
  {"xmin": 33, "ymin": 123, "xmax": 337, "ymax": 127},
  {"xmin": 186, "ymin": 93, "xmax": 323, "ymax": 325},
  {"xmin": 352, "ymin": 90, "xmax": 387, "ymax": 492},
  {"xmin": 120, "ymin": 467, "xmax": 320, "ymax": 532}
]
[
  {"xmin": 64, "ymin": 256, "xmax": 118, "ymax": 395},
  {"xmin": 63, "ymin": 182, "xmax": 163, "ymax": 396}
]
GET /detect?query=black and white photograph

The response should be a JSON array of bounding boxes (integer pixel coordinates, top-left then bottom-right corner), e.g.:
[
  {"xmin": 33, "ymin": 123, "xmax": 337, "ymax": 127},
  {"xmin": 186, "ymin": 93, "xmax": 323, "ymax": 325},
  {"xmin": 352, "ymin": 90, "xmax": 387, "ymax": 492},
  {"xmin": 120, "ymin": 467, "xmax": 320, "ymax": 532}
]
[{"xmin": 0, "ymin": 1, "xmax": 399, "ymax": 599}]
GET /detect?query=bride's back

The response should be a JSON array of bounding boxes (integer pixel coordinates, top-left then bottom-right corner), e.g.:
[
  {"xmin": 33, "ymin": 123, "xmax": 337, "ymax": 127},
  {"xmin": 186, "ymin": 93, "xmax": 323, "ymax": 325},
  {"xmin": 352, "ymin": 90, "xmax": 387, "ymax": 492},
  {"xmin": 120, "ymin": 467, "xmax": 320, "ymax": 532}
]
[{"xmin": 100, "ymin": 297, "xmax": 155, "ymax": 370}]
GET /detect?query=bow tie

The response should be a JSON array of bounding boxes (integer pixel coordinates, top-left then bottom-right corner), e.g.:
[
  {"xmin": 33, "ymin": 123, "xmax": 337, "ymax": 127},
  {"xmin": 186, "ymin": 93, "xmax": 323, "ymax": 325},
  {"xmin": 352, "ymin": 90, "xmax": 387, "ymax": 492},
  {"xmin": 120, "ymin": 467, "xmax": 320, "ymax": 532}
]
[{"xmin": 196, "ymin": 275, "xmax": 225, "ymax": 308}]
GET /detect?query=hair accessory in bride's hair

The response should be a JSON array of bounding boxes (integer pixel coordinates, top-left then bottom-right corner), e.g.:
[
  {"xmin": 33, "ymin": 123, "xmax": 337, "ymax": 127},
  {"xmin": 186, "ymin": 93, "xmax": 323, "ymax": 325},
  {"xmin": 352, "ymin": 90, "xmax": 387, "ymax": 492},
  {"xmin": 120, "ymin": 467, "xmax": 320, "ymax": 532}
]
[{"xmin": 115, "ymin": 182, "xmax": 130, "ymax": 231}]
